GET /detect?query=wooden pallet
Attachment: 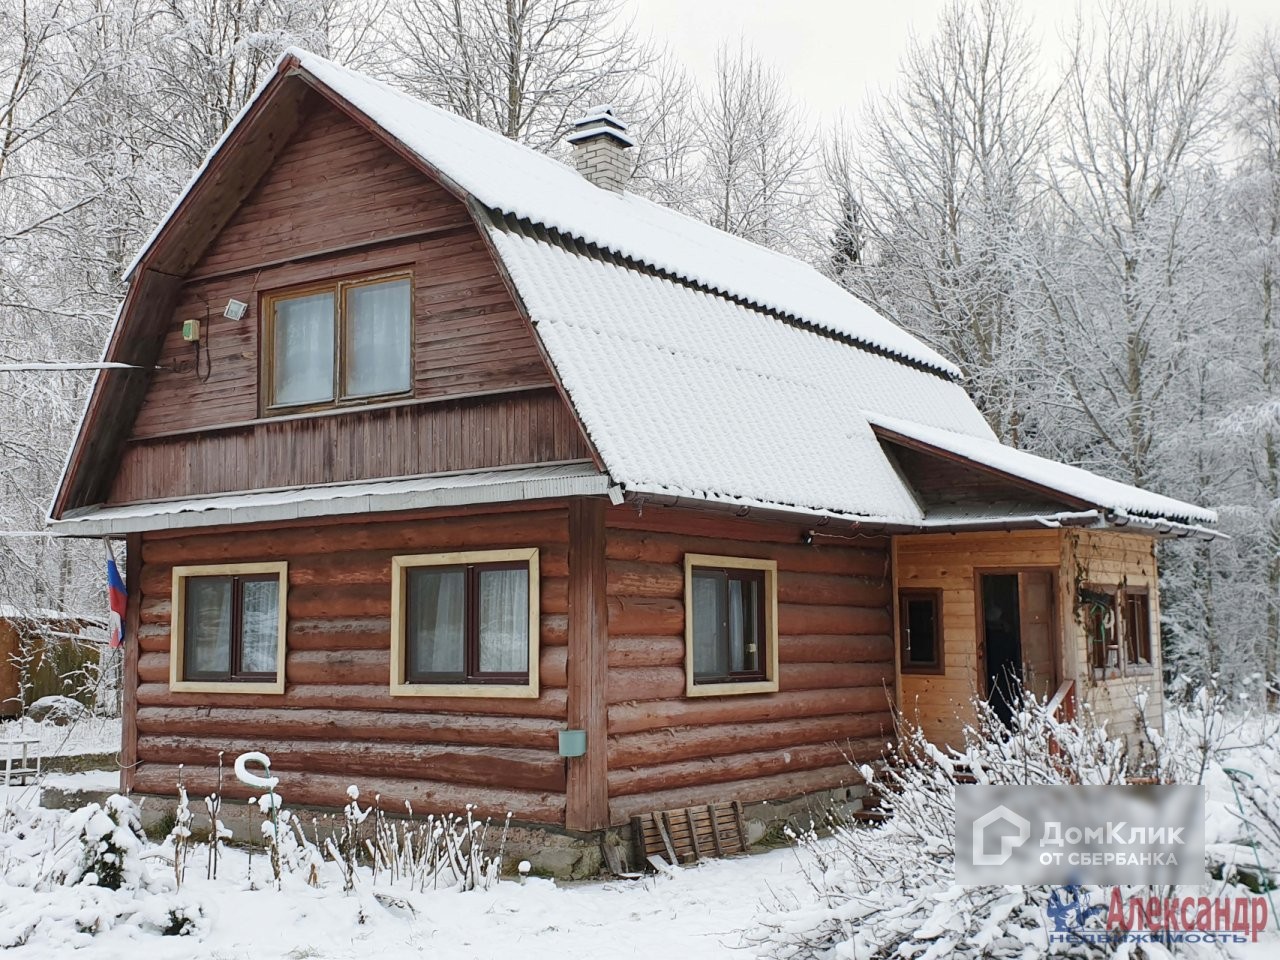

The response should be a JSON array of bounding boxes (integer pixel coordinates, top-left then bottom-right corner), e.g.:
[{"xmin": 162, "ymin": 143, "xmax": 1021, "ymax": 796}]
[{"xmin": 632, "ymin": 801, "xmax": 748, "ymax": 868}]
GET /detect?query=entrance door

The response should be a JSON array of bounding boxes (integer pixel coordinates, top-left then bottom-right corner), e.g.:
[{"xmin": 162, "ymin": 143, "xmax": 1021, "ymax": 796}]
[{"xmin": 978, "ymin": 570, "xmax": 1058, "ymax": 726}]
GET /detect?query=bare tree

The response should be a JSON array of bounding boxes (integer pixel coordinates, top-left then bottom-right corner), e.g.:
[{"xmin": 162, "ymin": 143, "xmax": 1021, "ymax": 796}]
[
  {"xmin": 1039, "ymin": 0, "xmax": 1232, "ymax": 486},
  {"xmin": 385, "ymin": 0, "xmax": 650, "ymax": 151},
  {"xmin": 836, "ymin": 0, "xmax": 1054, "ymax": 443},
  {"xmin": 1216, "ymin": 30, "xmax": 1280, "ymax": 686},
  {"xmin": 690, "ymin": 41, "xmax": 815, "ymax": 255}
]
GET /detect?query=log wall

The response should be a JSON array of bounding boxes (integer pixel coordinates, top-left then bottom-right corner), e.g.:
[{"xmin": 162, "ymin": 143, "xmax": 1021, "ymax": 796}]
[
  {"xmin": 129, "ymin": 505, "xmax": 571, "ymax": 823},
  {"xmin": 602, "ymin": 507, "xmax": 896, "ymax": 826}
]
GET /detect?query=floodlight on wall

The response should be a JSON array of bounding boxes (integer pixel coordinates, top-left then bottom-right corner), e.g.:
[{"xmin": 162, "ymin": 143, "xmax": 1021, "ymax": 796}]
[{"xmin": 223, "ymin": 298, "xmax": 248, "ymax": 321}]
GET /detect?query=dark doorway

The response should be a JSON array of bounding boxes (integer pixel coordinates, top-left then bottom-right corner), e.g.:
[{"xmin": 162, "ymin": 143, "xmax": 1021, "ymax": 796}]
[{"xmin": 980, "ymin": 573, "xmax": 1022, "ymax": 726}]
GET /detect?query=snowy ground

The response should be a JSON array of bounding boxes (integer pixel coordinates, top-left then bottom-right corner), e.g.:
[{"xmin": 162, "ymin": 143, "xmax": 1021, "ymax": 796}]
[
  {"xmin": 0, "ymin": 832, "xmax": 806, "ymax": 959},
  {"xmin": 2, "ymin": 715, "xmax": 122, "ymax": 760},
  {"xmin": 2, "ymin": 704, "xmax": 1278, "ymax": 959}
]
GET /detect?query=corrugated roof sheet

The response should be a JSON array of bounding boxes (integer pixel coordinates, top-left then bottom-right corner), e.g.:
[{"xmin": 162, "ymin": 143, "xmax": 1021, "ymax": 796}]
[{"xmin": 52, "ymin": 465, "xmax": 609, "ymax": 536}]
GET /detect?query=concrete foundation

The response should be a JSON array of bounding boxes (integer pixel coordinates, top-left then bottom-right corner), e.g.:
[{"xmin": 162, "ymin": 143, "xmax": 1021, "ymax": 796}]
[{"xmin": 38, "ymin": 780, "xmax": 872, "ymax": 880}]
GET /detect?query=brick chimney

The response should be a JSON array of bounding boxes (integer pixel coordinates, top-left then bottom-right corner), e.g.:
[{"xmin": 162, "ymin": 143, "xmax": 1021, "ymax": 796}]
[{"xmin": 566, "ymin": 105, "xmax": 634, "ymax": 193}]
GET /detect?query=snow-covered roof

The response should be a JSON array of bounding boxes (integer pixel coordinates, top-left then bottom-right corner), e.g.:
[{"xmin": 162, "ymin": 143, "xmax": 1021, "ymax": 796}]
[
  {"xmin": 50, "ymin": 465, "xmax": 610, "ymax": 536},
  {"xmin": 868, "ymin": 414, "xmax": 1216, "ymax": 525},
  {"xmin": 486, "ymin": 216, "xmax": 992, "ymax": 524},
  {"xmin": 82, "ymin": 49, "xmax": 1215, "ymax": 537},
  {"xmin": 125, "ymin": 50, "xmax": 956, "ymax": 377}
]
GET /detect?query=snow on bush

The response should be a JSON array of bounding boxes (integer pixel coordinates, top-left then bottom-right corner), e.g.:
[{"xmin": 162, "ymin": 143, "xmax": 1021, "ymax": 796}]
[
  {"xmin": 0, "ymin": 796, "xmax": 206, "ymax": 947},
  {"xmin": 1163, "ymin": 675, "xmax": 1280, "ymax": 894},
  {"xmin": 754, "ymin": 693, "xmax": 1147, "ymax": 959}
]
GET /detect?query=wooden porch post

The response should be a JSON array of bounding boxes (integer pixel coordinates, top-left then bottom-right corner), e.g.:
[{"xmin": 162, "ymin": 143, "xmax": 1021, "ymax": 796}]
[
  {"xmin": 565, "ymin": 499, "xmax": 609, "ymax": 831},
  {"xmin": 121, "ymin": 532, "xmax": 142, "ymax": 794}
]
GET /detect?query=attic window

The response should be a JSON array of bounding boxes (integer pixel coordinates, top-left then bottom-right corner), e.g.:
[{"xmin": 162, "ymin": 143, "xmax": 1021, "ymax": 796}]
[{"xmin": 265, "ymin": 273, "xmax": 412, "ymax": 410}]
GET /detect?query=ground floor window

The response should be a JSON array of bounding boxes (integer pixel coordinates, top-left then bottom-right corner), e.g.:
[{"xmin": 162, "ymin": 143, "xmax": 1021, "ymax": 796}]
[
  {"xmin": 1081, "ymin": 584, "xmax": 1153, "ymax": 679},
  {"xmin": 170, "ymin": 562, "xmax": 287, "ymax": 694},
  {"xmin": 390, "ymin": 548, "xmax": 539, "ymax": 698},
  {"xmin": 684, "ymin": 554, "xmax": 778, "ymax": 696},
  {"xmin": 899, "ymin": 589, "xmax": 943, "ymax": 674}
]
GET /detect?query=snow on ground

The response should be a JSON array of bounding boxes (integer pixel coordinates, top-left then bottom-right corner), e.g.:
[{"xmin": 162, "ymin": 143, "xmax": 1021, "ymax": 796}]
[
  {"xmin": 2, "ymin": 703, "xmax": 1278, "ymax": 959},
  {"xmin": 0, "ymin": 827, "xmax": 806, "ymax": 960},
  {"xmin": 2, "ymin": 714, "xmax": 121, "ymax": 760}
]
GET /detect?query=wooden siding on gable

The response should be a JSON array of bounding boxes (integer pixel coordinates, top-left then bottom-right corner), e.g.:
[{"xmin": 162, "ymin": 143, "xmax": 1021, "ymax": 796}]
[
  {"xmin": 602, "ymin": 507, "xmax": 896, "ymax": 826},
  {"xmin": 109, "ymin": 98, "xmax": 579, "ymax": 504},
  {"xmin": 112, "ymin": 388, "xmax": 589, "ymax": 502},
  {"xmin": 191, "ymin": 97, "xmax": 465, "ymax": 278}
]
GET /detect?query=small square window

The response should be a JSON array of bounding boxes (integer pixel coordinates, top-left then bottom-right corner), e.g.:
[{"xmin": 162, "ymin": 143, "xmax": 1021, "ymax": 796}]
[
  {"xmin": 171, "ymin": 563, "xmax": 287, "ymax": 694},
  {"xmin": 684, "ymin": 555, "xmax": 778, "ymax": 697},
  {"xmin": 391, "ymin": 549, "xmax": 539, "ymax": 698},
  {"xmin": 899, "ymin": 589, "xmax": 943, "ymax": 674}
]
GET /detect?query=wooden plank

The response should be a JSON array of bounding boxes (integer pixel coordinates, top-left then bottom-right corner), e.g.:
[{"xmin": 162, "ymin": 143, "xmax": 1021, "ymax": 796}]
[
  {"xmin": 565, "ymin": 499, "xmax": 609, "ymax": 831},
  {"xmin": 685, "ymin": 809, "xmax": 702, "ymax": 861}
]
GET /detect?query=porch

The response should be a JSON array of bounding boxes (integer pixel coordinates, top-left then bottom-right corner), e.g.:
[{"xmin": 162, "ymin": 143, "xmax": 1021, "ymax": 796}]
[{"xmin": 892, "ymin": 527, "xmax": 1163, "ymax": 748}]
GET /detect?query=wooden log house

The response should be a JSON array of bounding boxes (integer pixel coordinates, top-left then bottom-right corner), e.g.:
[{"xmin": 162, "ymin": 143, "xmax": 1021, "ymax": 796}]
[{"xmin": 49, "ymin": 50, "xmax": 1217, "ymax": 843}]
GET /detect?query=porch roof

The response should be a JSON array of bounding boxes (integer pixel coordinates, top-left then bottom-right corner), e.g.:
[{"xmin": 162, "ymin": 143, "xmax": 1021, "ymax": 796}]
[{"xmin": 867, "ymin": 414, "xmax": 1217, "ymax": 527}]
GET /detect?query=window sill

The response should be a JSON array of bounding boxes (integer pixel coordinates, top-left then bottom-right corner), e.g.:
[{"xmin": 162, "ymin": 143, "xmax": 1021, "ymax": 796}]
[
  {"xmin": 686, "ymin": 678, "xmax": 778, "ymax": 698},
  {"xmin": 389, "ymin": 680, "xmax": 539, "ymax": 699},
  {"xmin": 169, "ymin": 679, "xmax": 284, "ymax": 695},
  {"xmin": 901, "ymin": 664, "xmax": 945, "ymax": 676}
]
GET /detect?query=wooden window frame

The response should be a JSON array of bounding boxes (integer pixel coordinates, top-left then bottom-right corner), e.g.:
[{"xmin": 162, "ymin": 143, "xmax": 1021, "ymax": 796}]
[
  {"xmin": 261, "ymin": 270, "xmax": 414, "ymax": 415},
  {"xmin": 1081, "ymin": 584, "xmax": 1120, "ymax": 680},
  {"xmin": 170, "ymin": 562, "xmax": 288, "ymax": 694},
  {"xmin": 683, "ymin": 554, "xmax": 779, "ymax": 697},
  {"xmin": 1081, "ymin": 584, "xmax": 1156, "ymax": 681},
  {"xmin": 390, "ymin": 548, "xmax": 540, "ymax": 699},
  {"xmin": 898, "ymin": 588, "xmax": 944, "ymax": 675},
  {"xmin": 1121, "ymin": 587, "xmax": 1154, "ymax": 677}
]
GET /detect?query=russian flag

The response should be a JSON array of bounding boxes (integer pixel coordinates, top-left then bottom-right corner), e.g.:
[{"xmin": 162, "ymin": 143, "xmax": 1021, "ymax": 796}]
[{"xmin": 106, "ymin": 540, "xmax": 127, "ymax": 649}]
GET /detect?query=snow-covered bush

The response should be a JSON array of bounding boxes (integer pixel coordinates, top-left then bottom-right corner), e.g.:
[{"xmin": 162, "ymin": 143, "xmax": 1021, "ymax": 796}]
[
  {"xmin": 66, "ymin": 794, "xmax": 148, "ymax": 891},
  {"xmin": 365, "ymin": 800, "xmax": 511, "ymax": 892},
  {"xmin": 756, "ymin": 692, "xmax": 1136, "ymax": 959},
  {"xmin": 0, "ymin": 797, "xmax": 207, "ymax": 947},
  {"xmin": 1164, "ymin": 675, "xmax": 1280, "ymax": 895}
]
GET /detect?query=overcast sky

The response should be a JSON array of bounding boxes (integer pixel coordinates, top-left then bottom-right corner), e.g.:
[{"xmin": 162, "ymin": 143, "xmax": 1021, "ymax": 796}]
[{"xmin": 625, "ymin": 0, "xmax": 1278, "ymax": 122}]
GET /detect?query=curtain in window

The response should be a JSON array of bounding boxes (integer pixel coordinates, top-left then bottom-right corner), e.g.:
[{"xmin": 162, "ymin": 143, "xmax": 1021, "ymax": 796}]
[
  {"xmin": 186, "ymin": 578, "xmax": 232, "ymax": 676},
  {"xmin": 692, "ymin": 573, "xmax": 726, "ymax": 679},
  {"xmin": 345, "ymin": 279, "xmax": 410, "ymax": 397},
  {"xmin": 477, "ymin": 568, "xmax": 528, "ymax": 673},
  {"xmin": 273, "ymin": 292, "xmax": 334, "ymax": 405},
  {"xmin": 240, "ymin": 579, "xmax": 279, "ymax": 673},
  {"xmin": 728, "ymin": 578, "xmax": 760, "ymax": 673},
  {"xmin": 408, "ymin": 568, "xmax": 465, "ymax": 676}
]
